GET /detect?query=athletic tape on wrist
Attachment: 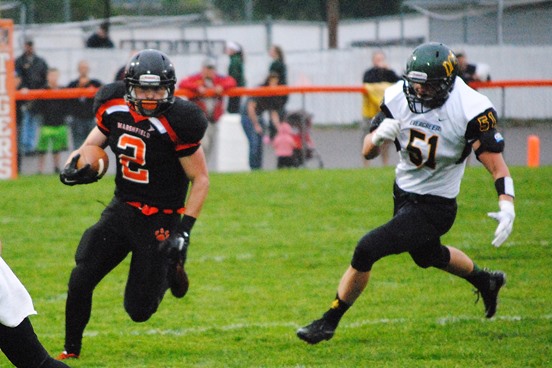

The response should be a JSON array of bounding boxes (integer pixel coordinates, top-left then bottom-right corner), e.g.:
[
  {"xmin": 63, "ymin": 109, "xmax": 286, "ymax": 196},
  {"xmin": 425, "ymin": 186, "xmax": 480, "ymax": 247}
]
[{"xmin": 495, "ymin": 177, "xmax": 515, "ymax": 198}]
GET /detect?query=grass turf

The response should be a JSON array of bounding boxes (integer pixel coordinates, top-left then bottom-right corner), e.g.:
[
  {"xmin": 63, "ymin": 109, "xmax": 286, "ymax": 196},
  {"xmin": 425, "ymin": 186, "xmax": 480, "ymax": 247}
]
[{"xmin": 0, "ymin": 166, "xmax": 550, "ymax": 367}]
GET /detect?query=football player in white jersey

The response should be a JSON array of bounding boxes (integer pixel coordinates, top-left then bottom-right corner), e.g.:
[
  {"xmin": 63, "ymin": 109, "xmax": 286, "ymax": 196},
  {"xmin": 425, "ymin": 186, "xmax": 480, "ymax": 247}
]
[
  {"xmin": 297, "ymin": 42, "xmax": 515, "ymax": 345},
  {"xmin": 0, "ymin": 241, "xmax": 71, "ymax": 367}
]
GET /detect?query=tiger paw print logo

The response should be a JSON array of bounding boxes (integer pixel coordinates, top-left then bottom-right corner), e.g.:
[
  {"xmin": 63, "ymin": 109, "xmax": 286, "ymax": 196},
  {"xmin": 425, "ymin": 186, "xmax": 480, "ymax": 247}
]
[{"xmin": 155, "ymin": 228, "xmax": 170, "ymax": 241}]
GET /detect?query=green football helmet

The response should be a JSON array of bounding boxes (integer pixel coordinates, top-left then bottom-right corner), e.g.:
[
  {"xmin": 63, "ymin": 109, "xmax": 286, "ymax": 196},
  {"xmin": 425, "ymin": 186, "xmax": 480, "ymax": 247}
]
[{"xmin": 402, "ymin": 42, "xmax": 458, "ymax": 113}]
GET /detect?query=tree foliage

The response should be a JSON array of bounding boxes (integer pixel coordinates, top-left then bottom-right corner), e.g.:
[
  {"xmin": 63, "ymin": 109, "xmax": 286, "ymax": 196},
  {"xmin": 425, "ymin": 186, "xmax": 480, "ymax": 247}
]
[
  {"xmin": 213, "ymin": 0, "xmax": 404, "ymax": 21},
  {"xmin": 1, "ymin": 0, "xmax": 403, "ymax": 24}
]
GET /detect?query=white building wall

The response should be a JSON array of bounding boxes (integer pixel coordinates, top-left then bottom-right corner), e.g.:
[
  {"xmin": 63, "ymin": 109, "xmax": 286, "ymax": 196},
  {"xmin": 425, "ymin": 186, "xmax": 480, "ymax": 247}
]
[{"xmin": 12, "ymin": 17, "xmax": 552, "ymax": 123}]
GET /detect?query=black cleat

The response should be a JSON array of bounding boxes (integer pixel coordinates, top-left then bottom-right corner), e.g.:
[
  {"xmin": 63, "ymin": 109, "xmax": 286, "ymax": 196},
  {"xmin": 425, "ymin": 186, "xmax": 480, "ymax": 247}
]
[
  {"xmin": 296, "ymin": 318, "xmax": 336, "ymax": 344},
  {"xmin": 475, "ymin": 270, "xmax": 506, "ymax": 318},
  {"xmin": 168, "ymin": 258, "xmax": 189, "ymax": 298}
]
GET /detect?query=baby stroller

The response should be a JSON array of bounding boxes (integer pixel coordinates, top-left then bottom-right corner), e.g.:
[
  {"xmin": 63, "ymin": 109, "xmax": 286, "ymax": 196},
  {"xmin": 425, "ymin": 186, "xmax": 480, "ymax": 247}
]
[{"xmin": 285, "ymin": 110, "xmax": 324, "ymax": 169}]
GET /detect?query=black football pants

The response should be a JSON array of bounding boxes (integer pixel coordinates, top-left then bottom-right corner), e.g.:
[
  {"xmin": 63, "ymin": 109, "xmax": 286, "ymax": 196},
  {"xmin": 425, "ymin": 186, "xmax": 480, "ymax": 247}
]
[
  {"xmin": 352, "ymin": 183, "xmax": 457, "ymax": 272},
  {"xmin": 0, "ymin": 318, "xmax": 70, "ymax": 368},
  {"xmin": 63, "ymin": 197, "xmax": 180, "ymax": 354}
]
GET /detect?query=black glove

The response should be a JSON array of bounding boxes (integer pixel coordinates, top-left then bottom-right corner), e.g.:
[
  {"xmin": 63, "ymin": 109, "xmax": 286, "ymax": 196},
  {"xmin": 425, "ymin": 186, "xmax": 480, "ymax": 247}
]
[
  {"xmin": 159, "ymin": 231, "xmax": 190, "ymax": 262},
  {"xmin": 59, "ymin": 154, "xmax": 99, "ymax": 186}
]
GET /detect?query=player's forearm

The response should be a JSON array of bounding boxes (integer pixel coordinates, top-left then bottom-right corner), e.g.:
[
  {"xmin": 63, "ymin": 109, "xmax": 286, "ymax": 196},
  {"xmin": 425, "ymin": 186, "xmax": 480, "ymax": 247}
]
[
  {"xmin": 362, "ymin": 133, "xmax": 380, "ymax": 160},
  {"xmin": 184, "ymin": 174, "xmax": 210, "ymax": 219}
]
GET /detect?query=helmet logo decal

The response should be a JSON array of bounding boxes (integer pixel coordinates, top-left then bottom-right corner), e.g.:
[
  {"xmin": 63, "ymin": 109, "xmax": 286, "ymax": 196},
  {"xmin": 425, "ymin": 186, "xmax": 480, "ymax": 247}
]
[
  {"xmin": 407, "ymin": 71, "xmax": 427, "ymax": 83},
  {"xmin": 442, "ymin": 51, "xmax": 456, "ymax": 77},
  {"xmin": 139, "ymin": 74, "xmax": 161, "ymax": 85}
]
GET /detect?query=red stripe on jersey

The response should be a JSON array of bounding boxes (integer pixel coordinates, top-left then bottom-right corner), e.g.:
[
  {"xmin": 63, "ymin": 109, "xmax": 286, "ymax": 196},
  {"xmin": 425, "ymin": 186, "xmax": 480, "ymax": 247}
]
[
  {"xmin": 129, "ymin": 108, "xmax": 150, "ymax": 123},
  {"xmin": 157, "ymin": 115, "xmax": 200, "ymax": 152},
  {"xmin": 96, "ymin": 98, "xmax": 126, "ymax": 132}
]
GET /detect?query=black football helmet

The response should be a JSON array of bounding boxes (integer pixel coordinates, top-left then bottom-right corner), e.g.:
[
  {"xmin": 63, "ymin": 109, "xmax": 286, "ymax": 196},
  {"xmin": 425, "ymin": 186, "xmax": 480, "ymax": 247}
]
[
  {"xmin": 124, "ymin": 49, "xmax": 176, "ymax": 116},
  {"xmin": 402, "ymin": 42, "xmax": 458, "ymax": 113}
]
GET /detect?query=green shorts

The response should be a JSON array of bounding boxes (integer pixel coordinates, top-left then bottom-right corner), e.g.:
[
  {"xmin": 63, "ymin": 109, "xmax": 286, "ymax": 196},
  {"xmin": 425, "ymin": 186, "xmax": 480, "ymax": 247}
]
[{"xmin": 36, "ymin": 125, "xmax": 68, "ymax": 153}]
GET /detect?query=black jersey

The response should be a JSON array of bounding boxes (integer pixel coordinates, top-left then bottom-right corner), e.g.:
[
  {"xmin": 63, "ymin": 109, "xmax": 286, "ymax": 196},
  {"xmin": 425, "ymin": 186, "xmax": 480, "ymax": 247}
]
[{"xmin": 93, "ymin": 82, "xmax": 208, "ymax": 208}]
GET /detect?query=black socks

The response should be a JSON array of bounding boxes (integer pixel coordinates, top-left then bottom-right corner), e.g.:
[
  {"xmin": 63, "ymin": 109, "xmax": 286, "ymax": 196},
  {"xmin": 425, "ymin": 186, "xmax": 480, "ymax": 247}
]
[{"xmin": 322, "ymin": 294, "xmax": 351, "ymax": 327}]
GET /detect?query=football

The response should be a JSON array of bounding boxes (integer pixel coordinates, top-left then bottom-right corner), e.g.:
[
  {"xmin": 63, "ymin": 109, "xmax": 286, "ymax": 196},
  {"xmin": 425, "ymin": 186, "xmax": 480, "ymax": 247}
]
[{"xmin": 77, "ymin": 145, "xmax": 109, "ymax": 178}]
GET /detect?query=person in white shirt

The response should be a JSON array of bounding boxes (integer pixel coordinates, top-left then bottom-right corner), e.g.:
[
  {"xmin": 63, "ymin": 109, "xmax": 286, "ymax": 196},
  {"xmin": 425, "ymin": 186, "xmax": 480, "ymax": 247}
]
[
  {"xmin": 0, "ymin": 241, "xmax": 71, "ymax": 367},
  {"xmin": 297, "ymin": 42, "xmax": 515, "ymax": 345}
]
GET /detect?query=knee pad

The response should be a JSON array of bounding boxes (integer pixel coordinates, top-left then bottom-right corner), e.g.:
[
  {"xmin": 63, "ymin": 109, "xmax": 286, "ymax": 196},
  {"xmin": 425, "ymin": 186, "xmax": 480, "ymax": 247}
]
[
  {"xmin": 124, "ymin": 299, "xmax": 158, "ymax": 323},
  {"xmin": 410, "ymin": 244, "xmax": 450, "ymax": 269},
  {"xmin": 125, "ymin": 306, "xmax": 155, "ymax": 323},
  {"xmin": 351, "ymin": 233, "xmax": 382, "ymax": 272}
]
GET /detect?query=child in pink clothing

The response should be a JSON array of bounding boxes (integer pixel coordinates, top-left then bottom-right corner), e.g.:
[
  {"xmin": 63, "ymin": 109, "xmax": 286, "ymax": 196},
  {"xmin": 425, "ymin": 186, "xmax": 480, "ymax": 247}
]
[{"xmin": 272, "ymin": 122, "xmax": 298, "ymax": 168}]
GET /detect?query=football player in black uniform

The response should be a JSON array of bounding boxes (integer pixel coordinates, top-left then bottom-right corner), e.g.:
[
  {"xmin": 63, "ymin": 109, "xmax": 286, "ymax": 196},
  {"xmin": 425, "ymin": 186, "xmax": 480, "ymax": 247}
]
[{"xmin": 58, "ymin": 49, "xmax": 209, "ymax": 360}]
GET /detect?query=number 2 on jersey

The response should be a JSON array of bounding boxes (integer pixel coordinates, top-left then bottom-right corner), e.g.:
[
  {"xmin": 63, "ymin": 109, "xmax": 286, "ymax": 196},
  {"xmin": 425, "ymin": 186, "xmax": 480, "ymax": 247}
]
[
  {"xmin": 407, "ymin": 129, "xmax": 438, "ymax": 169},
  {"xmin": 118, "ymin": 134, "xmax": 149, "ymax": 183}
]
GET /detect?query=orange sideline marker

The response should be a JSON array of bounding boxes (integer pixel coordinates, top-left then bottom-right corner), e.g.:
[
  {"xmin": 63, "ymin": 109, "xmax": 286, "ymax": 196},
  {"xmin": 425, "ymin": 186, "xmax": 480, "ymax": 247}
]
[{"xmin": 527, "ymin": 135, "xmax": 540, "ymax": 167}]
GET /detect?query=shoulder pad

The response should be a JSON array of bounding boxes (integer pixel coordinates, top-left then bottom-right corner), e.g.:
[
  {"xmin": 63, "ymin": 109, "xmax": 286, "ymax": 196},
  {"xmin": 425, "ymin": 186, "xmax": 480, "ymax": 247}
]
[
  {"xmin": 93, "ymin": 81, "xmax": 126, "ymax": 112},
  {"xmin": 163, "ymin": 98, "xmax": 208, "ymax": 144}
]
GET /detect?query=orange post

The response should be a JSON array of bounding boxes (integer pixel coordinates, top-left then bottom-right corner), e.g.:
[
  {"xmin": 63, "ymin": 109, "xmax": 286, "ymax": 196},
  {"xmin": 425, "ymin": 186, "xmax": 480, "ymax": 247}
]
[
  {"xmin": 0, "ymin": 19, "xmax": 17, "ymax": 179},
  {"xmin": 527, "ymin": 135, "xmax": 540, "ymax": 167}
]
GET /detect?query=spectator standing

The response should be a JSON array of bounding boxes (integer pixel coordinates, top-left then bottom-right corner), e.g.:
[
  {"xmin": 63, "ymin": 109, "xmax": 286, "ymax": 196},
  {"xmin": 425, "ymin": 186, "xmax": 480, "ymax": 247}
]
[
  {"xmin": 361, "ymin": 50, "xmax": 400, "ymax": 167},
  {"xmin": 268, "ymin": 45, "xmax": 288, "ymax": 138},
  {"xmin": 66, "ymin": 60, "xmax": 103, "ymax": 149},
  {"xmin": 86, "ymin": 21, "xmax": 114, "ymax": 49},
  {"xmin": 240, "ymin": 72, "xmax": 286, "ymax": 170},
  {"xmin": 269, "ymin": 45, "xmax": 287, "ymax": 85},
  {"xmin": 36, "ymin": 68, "xmax": 69, "ymax": 174},
  {"xmin": 362, "ymin": 50, "xmax": 400, "ymax": 85},
  {"xmin": 15, "ymin": 39, "xmax": 48, "ymax": 156},
  {"xmin": 455, "ymin": 51, "xmax": 490, "ymax": 84},
  {"xmin": 179, "ymin": 57, "xmax": 236, "ymax": 165},
  {"xmin": 226, "ymin": 41, "xmax": 245, "ymax": 114},
  {"xmin": 272, "ymin": 122, "xmax": 297, "ymax": 169},
  {"xmin": 0, "ymin": 240, "xmax": 71, "ymax": 368}
]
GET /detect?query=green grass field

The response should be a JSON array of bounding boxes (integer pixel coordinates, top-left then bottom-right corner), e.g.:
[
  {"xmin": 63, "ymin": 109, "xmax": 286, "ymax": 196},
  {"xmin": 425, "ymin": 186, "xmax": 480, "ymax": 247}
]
[{"xmin": 1, "ymin": 166, "xmax": 551, "ymax": 367}]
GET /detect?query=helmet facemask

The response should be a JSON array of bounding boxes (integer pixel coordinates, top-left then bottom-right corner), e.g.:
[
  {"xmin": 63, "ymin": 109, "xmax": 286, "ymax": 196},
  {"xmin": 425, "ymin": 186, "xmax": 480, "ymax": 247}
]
[
  {"xmin": 127, "ymin": 77, "xmax": 173, "ymax": 117},
  {"xmin": 403, "ymin": 71, "xmax": 455, "ymax": 114}
]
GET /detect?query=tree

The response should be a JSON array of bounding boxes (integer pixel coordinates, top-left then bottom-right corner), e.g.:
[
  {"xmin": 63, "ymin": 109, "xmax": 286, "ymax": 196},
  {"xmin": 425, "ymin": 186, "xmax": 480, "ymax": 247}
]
[
  {"xmin": 1, "ymin": 0, "xmax": 403, "ymax": 24},
  {"xmin": 327, "ymin": 0, "xmax": 339, "ymax": 49},
  {"xmin": 3, "ymin": 0, "xmax": 208, "ymax": 24},
  {"xmin": 212, "ymin": 0, "xmax": 403, "ymax": 21}
]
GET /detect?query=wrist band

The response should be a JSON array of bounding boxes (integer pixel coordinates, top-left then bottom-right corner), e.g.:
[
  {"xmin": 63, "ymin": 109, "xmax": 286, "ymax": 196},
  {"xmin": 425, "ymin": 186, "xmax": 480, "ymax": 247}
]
[
  {"xmin": 495, "ymin": 177, "xmax": 515, "ymax": 198},
  {"xmin": 177, "ymin": 215, "xmax": 196, "ymax": 235}
]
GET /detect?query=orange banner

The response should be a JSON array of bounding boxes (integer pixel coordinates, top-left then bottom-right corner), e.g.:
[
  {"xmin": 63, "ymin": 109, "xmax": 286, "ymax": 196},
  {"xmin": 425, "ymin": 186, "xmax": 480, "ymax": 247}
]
[{"xmin": 0, "ymin": 19, "xmax": 17, "ymax": 179}]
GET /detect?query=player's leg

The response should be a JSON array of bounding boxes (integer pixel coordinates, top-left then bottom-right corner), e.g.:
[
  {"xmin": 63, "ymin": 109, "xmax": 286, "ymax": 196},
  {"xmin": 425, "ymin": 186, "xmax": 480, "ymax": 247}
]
[
  {"xmin": 297, "ymin": 198, "xmax": 430, "ymax": 344},
  {"xmin": 61, "ymin": 199, "xmax": 130, "ymax": 358},
  {"xmin": 50, "ymin": 125, "xmax": 68, "ymax": 173},
  {"xmin": 442, "ymin": 246, "xmax": 506, "ymax": 318},
  {"xmin": 403, "ymin": 197, "xmax": 506, "ymax": 318},
  {"xmin": 35, "ymin": 126, "xmax": 51, "ymax": 174},
  {"xmin": 123, "ymin": 211, "xmax": 180, "ymax": 322},
  {"xmin": 1, "ymin": 318, "xmax": 70, "ymax": 368}
]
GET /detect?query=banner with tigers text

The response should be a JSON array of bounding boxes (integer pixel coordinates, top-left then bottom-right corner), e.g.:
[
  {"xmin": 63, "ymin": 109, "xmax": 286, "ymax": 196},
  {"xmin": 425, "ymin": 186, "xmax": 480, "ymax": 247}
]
[{"xmin": 0, "ymin": 19, "xmax": 17, "ymax": 179}]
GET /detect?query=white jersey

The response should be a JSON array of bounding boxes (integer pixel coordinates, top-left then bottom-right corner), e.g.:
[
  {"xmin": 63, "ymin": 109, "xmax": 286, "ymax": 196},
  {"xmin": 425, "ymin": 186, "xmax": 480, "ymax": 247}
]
[
  {"xmin": 0, "ymin": 257, "xmax": 37, "ymax": 327},
  {"xmin": 383, "ymin": 77, "xmax": 495, "ymax": 198}
]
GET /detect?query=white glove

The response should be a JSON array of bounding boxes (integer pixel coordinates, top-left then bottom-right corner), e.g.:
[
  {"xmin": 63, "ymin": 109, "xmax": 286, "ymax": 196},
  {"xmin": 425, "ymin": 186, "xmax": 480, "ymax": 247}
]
[
  {"xmin": 487, "ymin": 200, "xmax": 515, "ymax": 247},
  {"xmin": 372, "ymin": 118, "xmax": 401, "ymax": 146}
]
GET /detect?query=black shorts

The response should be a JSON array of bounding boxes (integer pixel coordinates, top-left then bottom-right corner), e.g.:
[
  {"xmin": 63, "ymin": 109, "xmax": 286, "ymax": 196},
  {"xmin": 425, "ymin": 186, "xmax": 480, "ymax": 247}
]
[{"xmin": 352, "ymin": 183, "xmax": 457, "ymax": 271}]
